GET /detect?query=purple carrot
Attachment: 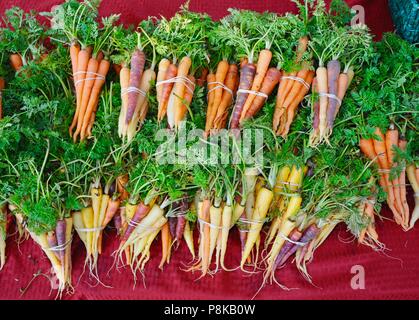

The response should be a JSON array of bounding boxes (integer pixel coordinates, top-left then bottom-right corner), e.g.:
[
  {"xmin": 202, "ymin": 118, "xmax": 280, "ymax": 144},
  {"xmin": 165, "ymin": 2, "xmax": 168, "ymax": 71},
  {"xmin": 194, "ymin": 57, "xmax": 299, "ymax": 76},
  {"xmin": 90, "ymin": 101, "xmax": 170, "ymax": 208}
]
[
  {"xmin": 168, "ymin": 217, "xmax": 177, "ymax": 239},
  {"xmin": 326, "ymin": 60, "xmax": 341, "ymax": 129},
  {"xmin": 55, "ymin": 219, "xmax": 67, "ymax": 263},
  {"xmin": 175, "ymin": 196, "xmax": 190, "ymax": 242},
  {"xmin": 278, "ymin": 224, "xmax": 320, "ymax": 268},
  {"xmin": 229, "ymin": 63, "xmax": 256, "ymax": 129},
  {"xmin": 125, "ymin": 49, "xmax": 146, "ymax": 124},
  {"xmin": 47, "ymin": 231, "xmax": 60, "ymax": 260},
  {"xmin": 121, "ymin": 202, "xmax": 150, "ymax": 244},
  {"xmin": 113, "ymin": 212, "xmax": 122, "ymax": 236},
  {"xmin": 274, "ymin": 228, "xmax": 302, "ymax": 269}
]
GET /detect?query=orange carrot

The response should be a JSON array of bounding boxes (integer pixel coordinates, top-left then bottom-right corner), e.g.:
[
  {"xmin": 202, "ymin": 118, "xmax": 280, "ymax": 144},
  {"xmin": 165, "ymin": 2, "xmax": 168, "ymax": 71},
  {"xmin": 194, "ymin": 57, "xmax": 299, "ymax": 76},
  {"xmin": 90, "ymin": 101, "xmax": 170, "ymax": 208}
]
[
  {"xmin": 72, "ymin": 57, "xmax": 99, "ymax": 140},
  {"xmin": 69, "ymin": 49, "xmax": 90, "ymax": 136},
  {"xmin": 156, "ymin": 58, "xmax": 170, "ymax": 107},
  {"xmin": 213, "ymin": 64, "xmax": 238, "ymax": 129},
  {"xmin": 240, "ymin": 49, "xmax": 272, "ymax": 120},
  {"xmin": 176, "ymin": 75, "xmax": 196, "ymax": 124},
  {"xmin": 372, "ymin": 127, "xmax": 402, "ymax": 224},
  {"xmin": 278, "ymin": 68, "xmax": 312, "ymax": 135},
  {"xmin": 159, "ymin": 222, "xmax": 169, "ymax": 269},
  {"xmin": 272, "ymin": 71, "xmax": 289, "ymax": 132},
  {"xmin": 172, "ymin": 56, "xmax": 192, "ymax": 128},
  {"xmin": 242, "ymin": 67, "xmax": 280, "ymax": 121},
  {"xmin": 333, "ymin": 72, "xmax": 349, "ymax": 120},
  {"xmin": 280, "ymin": 70, "xmax": 314, "ymax": 137},
  {"xmin": 158, "ymin": 64, "xmax": 177, "ymax": 122},
  {"xmin": 197, "ymin": 68, "xmax": 208, "ymax": 86},
  {"xmin": 359, "ymin": 138, "xmax": 377, "ymax": 161},
  {"xmin": 206, "ymin": 60, "xmax": 229, "ymax": 132},
  {"xmin": 205, "ymin": 73, "xmax": 217, "ymax": 133},
  {"xmin": 79, "ymin": 59, "xmax": 110, "ymax": 141},
  {"xmin": 70, "ymin": 42, "xmax": 80, "ymax": 82},
  {"xmin": 9, "ymin": 53, "xmax": 23, "ymax": 71},
  {"xmin": 102, "ymin": 197, "xmax": 121, "ymax": 228},
  {"xmin": 386, "ymin": 125, "xmax": 405, "ymax": 223}
]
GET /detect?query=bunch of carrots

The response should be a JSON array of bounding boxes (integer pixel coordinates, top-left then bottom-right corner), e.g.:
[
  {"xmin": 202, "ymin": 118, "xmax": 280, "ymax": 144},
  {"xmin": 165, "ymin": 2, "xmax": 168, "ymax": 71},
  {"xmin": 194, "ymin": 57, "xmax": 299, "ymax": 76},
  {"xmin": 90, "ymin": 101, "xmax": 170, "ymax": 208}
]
[
  {"xmin": 262, "ymin": 165, "xmax": 306, "ymax": 286},
  {"xmin": 116, "ymin": 193, "xmax": 170, "ymax": 279},
  {"xmin": 68, "ymin": 43, "xmax": 110, "ymax": 142},
  {"xmin": 309, "ymin": 59, "xmax": 354, "ymax": 146},
  {"xmin": 204, "ymin": 60, "xmax": 238, "ymax": 135},
  {"xmin": 118, "ymin": 34, "xmax": 156, "ymax": 142},
  {"xmin": 272, "ymin": 37, "xmax": 314, "ymax": 138},
  {"xmin": 156, "ymin": 56, "xmax": 196, "ymax": 129},
  {"xmin": 357, "ymin": 192, "xmax": 380, "ymax": 249},
  {"xmin": 230, "ymin": 47, "xmax": 281, "ymax": 130},
  {"xmin": 72, "ymin": 178, "xmax": 121, "ymax": 279},
  {"xmin": 360, "ymin": 126, "xmax": 410, "ymax": 230},
  {"xmin": 14, "ymin": 212, "xmax": 73, "ymax": 297},
  {"xmin": 164, "ymin": 195, "xmax": 191, "ymax": 268}
]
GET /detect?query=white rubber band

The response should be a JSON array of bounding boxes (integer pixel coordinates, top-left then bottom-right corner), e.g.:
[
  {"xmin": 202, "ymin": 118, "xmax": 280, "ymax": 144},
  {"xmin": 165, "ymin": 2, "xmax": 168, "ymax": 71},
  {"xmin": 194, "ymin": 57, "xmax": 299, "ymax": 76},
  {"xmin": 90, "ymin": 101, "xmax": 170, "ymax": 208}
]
[
  {"xmin": 378, "ymin": 168, "xmax": 391, "ymax": 173},
  {"xmin": 237, "ymin": 89, "xmax": 268, "ymax": 99},
  {"xmin": 198, "ymin": 218, "xmax": 229, "ymax": 231},
  {"xmin": 280, "ymin": 181, "xmax": 301, "ymax": 187},
  {"xmin": 156, "ymin": 76, "xmax": 196, "ymax": 95},
  {"xmin": 134, "ymin": 223, "xmax": 160, "ymax": 234},
  {"xmin": 207, "ymin": 81, "xmax": 233, "ymax": 97},
  {"xmin": 281, "ymin": 76, "xmax": 310, "ymax": 90},
  {"xmin": 74, "ymin": 71, "xmax": 105, "ymax": 87},
  {"xmin": 166, "ymin": 212, "xmax": 188, "ymax": 218},
  {"xmin": 318, "ymin": 92, "xmax": 342, "ymax": 106},
  {"xmin": 73, "ymin": 71, "xmax": 87, "ymax": 76},
  {"xmin": 44, "ymin": 236, "xmax": 73, "ymax": 252},
  {"xmin": 121, "ymin": 86, "xmax": 146, "ymax": 97},
  {"xmin": 278, "ymin": 231, "xmax": 306, "ymax": 246},
  {"xmin": 238, "ymin": 217, "xmax": 268, "ymax": 225},
  {"xmin": 75, "ymin": 226, "xmax": 105, "ymax": 232}
]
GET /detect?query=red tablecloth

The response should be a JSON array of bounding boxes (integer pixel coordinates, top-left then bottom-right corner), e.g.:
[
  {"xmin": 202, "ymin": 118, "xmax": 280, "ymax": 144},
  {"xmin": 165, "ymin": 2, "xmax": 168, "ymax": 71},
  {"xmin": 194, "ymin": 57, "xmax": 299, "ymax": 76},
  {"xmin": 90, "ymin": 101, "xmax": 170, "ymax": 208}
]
[{"xmin": 1, "ymin": 0, "xmax": 418, "ymax": 301}]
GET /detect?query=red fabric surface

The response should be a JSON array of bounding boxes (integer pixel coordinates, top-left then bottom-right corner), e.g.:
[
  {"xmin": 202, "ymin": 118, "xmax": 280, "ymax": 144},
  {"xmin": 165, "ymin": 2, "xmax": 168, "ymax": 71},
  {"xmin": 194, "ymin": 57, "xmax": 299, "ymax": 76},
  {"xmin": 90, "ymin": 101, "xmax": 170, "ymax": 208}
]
[{"xmin": 1, "ymin": 0, "xmax": 417, "ymax": 301}]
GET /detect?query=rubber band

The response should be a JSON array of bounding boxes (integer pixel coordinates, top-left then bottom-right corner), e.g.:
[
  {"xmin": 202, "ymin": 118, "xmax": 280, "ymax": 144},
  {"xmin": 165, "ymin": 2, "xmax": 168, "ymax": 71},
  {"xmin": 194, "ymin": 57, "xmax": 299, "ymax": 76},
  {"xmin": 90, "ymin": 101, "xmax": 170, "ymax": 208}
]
[
  {"xmin": 198, "ymin": 218, "xmax": 229, "ymax": 231},
  {"xmin": 237, "ymin": 89, "xmax": 268, "ymax": 99},
  {"xmin": 133, "ymin": 223, "xmax": 160, "ymax": 234},
  {"xmin": 238, "ymin": 217, "xmax": 268, "ymax": 225},
  {"xmin": 318, "ymin": 92, "xmax": 342, "ymax": 106},
  {"xmin": 75, "ymin": 226, "xmax": 105, "ymax": 233},
  {"xmin": 156, "ymin": 76, "xmax": 196, "ymax": 95},
  {"xmin": 166, "ymin": 212, "xmax": 188, "ymax": 218},
  {"xmin": 207, "ymin": 81, "xmax": 233, "ymax": 97},
  {"xmin": 415, "ymin": 192, "xmax": 419, "ymax": 197},
  {"xmin": 279, "ymin": 181, "xmax": 301, "ymax": 187},
  {"xmin": 278, "ymin": 231, "xmax": 307, "ymax": 246},
  {"xmin": 44, "ymin": 237, "xmax": 73, "ymax": 252},
  {"xmin": 378, "ymin": 168, "xmax": 391, "ymax": 173},
  {"xmin": 74, "ymin": 71, "xmax": 105, "ymax": 87},
  {"xmin": 73, "ymin": 71, "xmax": 87, "ymax": 76},
  {"xmin": 121, "ymin": 86, "xmax": 146, "ymax": 97},
  {"xmin": 281, "ymin": 76, "xmax": 310, "ymax": 90}
]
